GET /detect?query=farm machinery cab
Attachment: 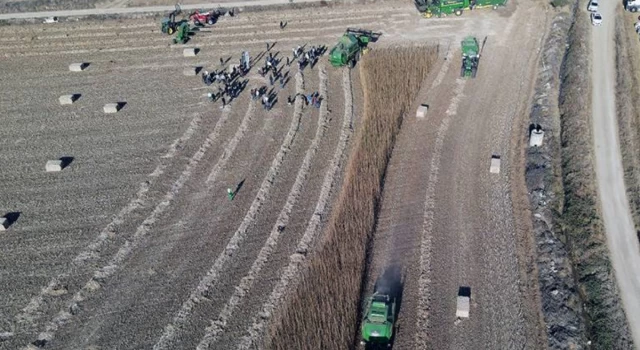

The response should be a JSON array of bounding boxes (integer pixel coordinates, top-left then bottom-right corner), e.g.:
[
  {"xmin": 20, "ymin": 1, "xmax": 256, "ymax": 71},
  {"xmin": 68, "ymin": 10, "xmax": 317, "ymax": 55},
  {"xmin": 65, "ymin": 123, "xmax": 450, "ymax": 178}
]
[
  {"xmin": 416, "ymin": 0, "xmax": 507, "ymax": 18},
  {"xmin": 329, "ymin": 28, "xmax": 381, "ymax": 68},
  {"xmin": 161, "ymin": 4, "xmax": 182, "ymax": 35},
  {"xmin": 173, "ymin": 22, "xmax": 190, "ymax": 44},
  {"xmin": 360, "ymin": 270, "xmax": 401, "ymax": 348},
  {"xmin": 460, "ymin": 36, "xmax": 482, "ymax": 78}
]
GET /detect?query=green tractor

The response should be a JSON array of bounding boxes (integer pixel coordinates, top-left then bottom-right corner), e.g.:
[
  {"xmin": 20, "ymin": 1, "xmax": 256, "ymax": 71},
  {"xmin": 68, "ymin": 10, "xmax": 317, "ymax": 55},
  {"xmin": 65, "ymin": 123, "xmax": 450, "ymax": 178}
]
[
  {"xmin": 360, "ymin": 272, "xmax": 398, "ymax": 348},
  {"xmin": 328, "ymin": 28, "xmax": 381, "ymax": 68},
  {"xmin": 416, "ymin": 0, "xmax": 507, "ymax": 18},
  {"xmin": 460, "ymin": 36, "xmax": 480, "ymax": 78},
  {"xmin": 161, "ymin": 4, "xmax": 182, "ymax": 35},
  {"xmin": 173, "ymin": 22, "xmax": 190, "ymax": 44}
]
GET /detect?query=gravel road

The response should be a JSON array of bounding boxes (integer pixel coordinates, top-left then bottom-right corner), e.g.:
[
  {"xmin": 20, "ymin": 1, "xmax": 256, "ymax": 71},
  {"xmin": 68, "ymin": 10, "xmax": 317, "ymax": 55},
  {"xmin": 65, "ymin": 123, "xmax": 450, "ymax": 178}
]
[{"xmin": 591, "ymin": 1, "xmax": 640, "ymax": 347}]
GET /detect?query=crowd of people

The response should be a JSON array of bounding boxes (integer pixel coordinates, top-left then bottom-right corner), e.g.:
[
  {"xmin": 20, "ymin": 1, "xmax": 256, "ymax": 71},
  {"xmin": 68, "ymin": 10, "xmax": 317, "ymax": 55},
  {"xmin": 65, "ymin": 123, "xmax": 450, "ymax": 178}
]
[{"xmin": 200, "ymin": 29, "xmax": 327, "ymax": 111}]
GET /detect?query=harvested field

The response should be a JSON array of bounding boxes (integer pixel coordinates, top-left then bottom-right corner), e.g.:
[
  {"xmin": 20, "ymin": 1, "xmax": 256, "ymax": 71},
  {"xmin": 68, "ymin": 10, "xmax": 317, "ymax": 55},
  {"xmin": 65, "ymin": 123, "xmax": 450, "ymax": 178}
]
[
  {"xmin": 0, "ymin": 2, "xmax": 505, "ymax": 349},
  {"xmin": 363, "ymin": 0, "xmax": 550, "ymax": 349},
  {"xmin": 266, "ymin": 0, "xmax": 556, "ymax": 348}
]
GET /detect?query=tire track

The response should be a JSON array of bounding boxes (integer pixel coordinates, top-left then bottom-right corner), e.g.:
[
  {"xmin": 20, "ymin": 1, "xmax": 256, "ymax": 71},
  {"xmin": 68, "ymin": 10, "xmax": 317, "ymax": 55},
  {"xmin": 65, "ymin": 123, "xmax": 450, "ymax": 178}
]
[
  {"xmin": 152, "ymin": 71, "xmax": 305, "ymax": 350},
  {"xmin": 12, "ymin": 112, "xmax": 203, "ymax": 334},
  {"xmin": 237, "ymin": 67, "xmax": 353, "ymax": 350},
  {"xmin": 414, "ymin": 77, "xmax": 465, "ymax": 349},
  {"xmin": 205, "ymin": 102, "xmax": 255, "ymax": 185},
  {"xmin": 195, "ymin": 65, "xmax": 329, "ymax": 350},
  {"xmin": 24, "ymin": 106, "xmax": 232, "ymax": 347}
]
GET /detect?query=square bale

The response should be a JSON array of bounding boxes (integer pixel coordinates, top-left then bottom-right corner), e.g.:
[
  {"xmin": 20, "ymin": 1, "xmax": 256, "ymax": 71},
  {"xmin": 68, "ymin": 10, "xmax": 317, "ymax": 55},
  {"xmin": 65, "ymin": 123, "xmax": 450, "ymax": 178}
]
[
  {"xmin": 490, "ymin": 156, "xmax": 501, "ymax": 174},
  {"xmin": 69, "ymin": 62, "xmax": 89, "ymax": 72},
  {"xmin": 456, "ymin": 296, "xmax": 470, "ymax": 318},
  {"xmin": 183, "ymin": 66, "xmax": 201, "ymax": 76},
  {"xmin": 46, "ymin": 160, "xmax": 63, "ymax": 172},
  {"xmin": 416, "ymin": 104, "xmax": 429, "ymax": 118},
  {"xmin": 183, "ymin": 48, "xmax": 199, "ymax": 57},
  {"xmin": 59, "ymin": 94, "xmax": 80, "ymax": 105},
  {"xmin": 103, "ymin": 103, "xmax": 122, "ymax": 114},
  {"xmin": 0, "ymin": 217, "xmax": 7, "ymax": 231}
]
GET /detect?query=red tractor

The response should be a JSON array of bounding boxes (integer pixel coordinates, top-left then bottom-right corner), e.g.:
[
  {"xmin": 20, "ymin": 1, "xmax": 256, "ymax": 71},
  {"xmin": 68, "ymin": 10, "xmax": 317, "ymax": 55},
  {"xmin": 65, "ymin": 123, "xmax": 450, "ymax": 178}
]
[{"xmin": 189, "ymin": 9, "xmax": 221, "ymax": 26}]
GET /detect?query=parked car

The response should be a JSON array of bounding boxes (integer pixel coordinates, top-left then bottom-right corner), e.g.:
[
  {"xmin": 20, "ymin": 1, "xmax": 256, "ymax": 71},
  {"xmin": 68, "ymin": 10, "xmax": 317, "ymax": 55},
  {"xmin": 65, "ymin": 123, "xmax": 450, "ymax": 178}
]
[
  {"xmin": 588, "ymin": 0, "xmax": 598, "ymax": 12},
  {"xmin": 591, "ymin": 12, "xmax": 603, "ymax": 26}
]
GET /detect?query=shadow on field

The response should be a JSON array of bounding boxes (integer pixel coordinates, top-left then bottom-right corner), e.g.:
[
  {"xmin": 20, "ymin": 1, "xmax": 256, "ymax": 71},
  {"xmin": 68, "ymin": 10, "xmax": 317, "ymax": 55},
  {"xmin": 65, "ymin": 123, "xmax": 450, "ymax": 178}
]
[
  {"xmin": 59, "ymin": 156, "xmax": 74, "ymax": 169},
  {"xmin": 3, "ymin": 212, "xmax": 21, "ymax": 228}
]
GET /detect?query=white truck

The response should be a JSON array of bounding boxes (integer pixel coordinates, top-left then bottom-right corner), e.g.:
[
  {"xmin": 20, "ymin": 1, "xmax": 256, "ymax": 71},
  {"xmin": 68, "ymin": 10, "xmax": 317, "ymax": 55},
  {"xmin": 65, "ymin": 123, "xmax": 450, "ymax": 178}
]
[{"xmin": 626, "ymin": 0, "xmax": 640, "ymax": 12}]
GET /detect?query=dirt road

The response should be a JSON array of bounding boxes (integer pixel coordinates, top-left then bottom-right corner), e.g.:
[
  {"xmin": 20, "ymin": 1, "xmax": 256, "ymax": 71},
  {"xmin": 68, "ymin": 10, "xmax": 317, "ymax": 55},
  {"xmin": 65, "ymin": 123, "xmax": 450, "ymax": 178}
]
[
  {"xmin": 366, "ymin": 1, "xmax": 548, "ymax": 349},
  {"xmin": 591, "ymin": 2, "xmax": 640, "ymax": 347},
  {"xmin": 0, "ymin": 0, "xmax": 326, "ymax": 20}
]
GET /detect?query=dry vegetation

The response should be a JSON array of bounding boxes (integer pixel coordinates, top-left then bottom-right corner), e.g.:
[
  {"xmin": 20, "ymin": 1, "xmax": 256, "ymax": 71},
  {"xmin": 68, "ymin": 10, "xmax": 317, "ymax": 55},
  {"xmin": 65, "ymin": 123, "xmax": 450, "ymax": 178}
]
[
  {"xmin": 265, "ymin": 46, "xmax": 437, "ymax": 349},
  {"xmin": 556, "ymin": 3, "xmax": 633, "ymax": 348},
  {"xmin": 614, "ymin": 6, "xmax": 640, "ymax": 243}
]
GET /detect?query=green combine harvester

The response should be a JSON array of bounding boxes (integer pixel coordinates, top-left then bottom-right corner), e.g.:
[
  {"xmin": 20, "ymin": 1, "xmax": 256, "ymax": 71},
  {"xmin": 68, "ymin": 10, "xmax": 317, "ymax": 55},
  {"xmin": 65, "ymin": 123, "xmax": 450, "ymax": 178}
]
[
  {"xmin": 415, "ymin": 0, "xmax": 507, "ymax": 18},
  {"xmin": 360, "ymin": 282, "xmax": 396, "ymax": 347},
  {"xmin": 173, "ymin": 22, "xmax": 190, "ymax": 44},
  {"xmin": 328, "ymin": 28, "xmax": 381, "ymax": 68},
  {"xmin": 460, "ymin": 36, "xmax": 480, "ymax": 78}
]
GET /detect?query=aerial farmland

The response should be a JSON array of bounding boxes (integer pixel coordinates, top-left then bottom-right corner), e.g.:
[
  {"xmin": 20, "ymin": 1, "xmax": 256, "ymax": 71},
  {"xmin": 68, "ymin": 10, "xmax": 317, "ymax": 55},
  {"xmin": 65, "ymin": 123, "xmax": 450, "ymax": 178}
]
[{"xmin": 0, "ymin": 0, "xmax": 638, "ymax": 349}]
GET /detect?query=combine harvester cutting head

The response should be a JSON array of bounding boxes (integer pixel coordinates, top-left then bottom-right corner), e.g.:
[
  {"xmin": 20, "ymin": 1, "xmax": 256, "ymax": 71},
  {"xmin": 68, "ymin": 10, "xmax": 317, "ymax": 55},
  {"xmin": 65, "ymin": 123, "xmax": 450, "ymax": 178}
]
[
  {"xmin": 460, "ymin": 36, "xmax": 480, "ymax": 78},
  {"xmin": 328, "ymin": 28, "xmax": 381, "ymax": 68}
]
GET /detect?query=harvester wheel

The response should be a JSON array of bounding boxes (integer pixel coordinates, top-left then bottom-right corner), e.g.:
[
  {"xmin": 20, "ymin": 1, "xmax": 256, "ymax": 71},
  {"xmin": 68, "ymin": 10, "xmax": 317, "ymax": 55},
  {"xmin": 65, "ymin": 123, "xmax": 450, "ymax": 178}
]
[
  {"xmin": 471, "ymin": 66, "xmax": 477, "ymax": 78},
  {"xmin": 349, "ymin": 59, "xmax": 356, "ymax": 69},
  {"xmin": 207, "ymin": 17, "xmax": 214, "ymax": 25},
  {"xmin": 460, "ymin": 65, "xmax": 465, "ymax": 77},
  {"xmin": 168, "ymin": 27, "xmax": 175, "ymax": 35},
  {"xmin": 633, "ymin": 7, "xmax": 638, "ymax": 12},
  {"xmin": 455, "ymin": 9, "xmax": 463, "ymax": 16}
]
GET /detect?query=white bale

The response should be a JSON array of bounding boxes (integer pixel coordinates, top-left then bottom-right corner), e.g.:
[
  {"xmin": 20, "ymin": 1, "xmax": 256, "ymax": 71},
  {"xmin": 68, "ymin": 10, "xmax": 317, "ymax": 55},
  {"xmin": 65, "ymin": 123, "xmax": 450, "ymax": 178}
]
[
  {"xmin": 183, "ymin": 48, "xmax": 198, "ymax": 57},
  {"xmin": 59, "ymin": 95, "xmax": 75, "ymax": 105},
  {"xmin": 529, "ymin": 128, "xmax": 545, "ymax": 147},
  {"xmin": 490, "ymin": 156, "xmax": 501, "ymax": 174},
  {"xmin": 416, "ymin": 104, "xmax": 429, "ymax": 118},
  {"xmin": 184, "ymin": 67, "xmax": 199, "ymax": 76},
  {"xmin": 103, "ymin": 103, "xmax": 120, "ymax": 114},
  {"xmin": 456, "ymin": 296, "xmax": 470, "ymax": 318},
  {"xmin": 46, "ymin": 160, "xmax": 63, "ymax": 172},
  {"xmin": 69, "ymin": 62, "xmax": 87, "ymax": 72},
  {"xmin": 0, "ymin": 217, "xmax": 7, "ymax": 231}
]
